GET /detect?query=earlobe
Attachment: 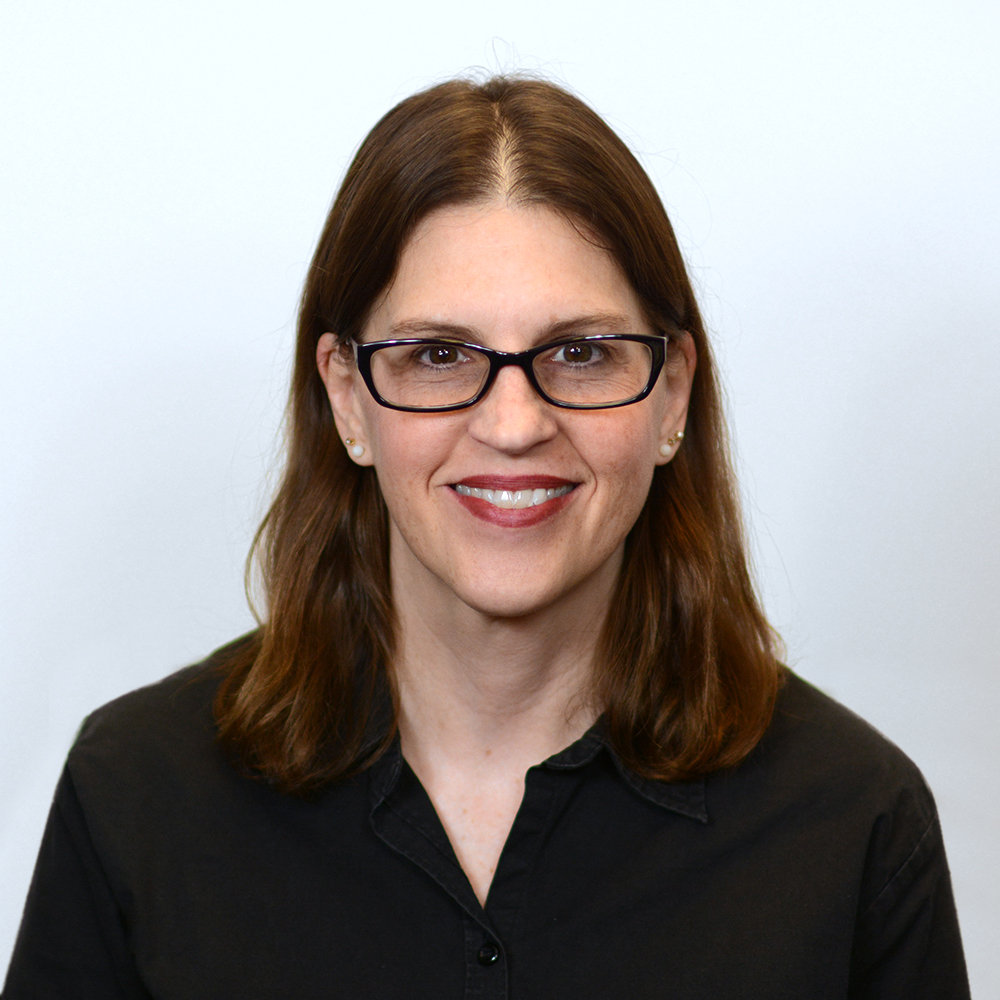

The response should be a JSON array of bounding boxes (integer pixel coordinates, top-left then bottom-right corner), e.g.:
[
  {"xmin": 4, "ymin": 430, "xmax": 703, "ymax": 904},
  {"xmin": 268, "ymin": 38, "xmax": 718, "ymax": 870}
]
[
  {"xmin": 656, "ymin": 429, "xmax": 685, "ymax": 464},
  {"xmin": 658, "ymin": 430, "xmax": 685, "ymax": 459},
  {"xmin": 316, "ymin": 333, "xmax": 375, "ymax": 466}
]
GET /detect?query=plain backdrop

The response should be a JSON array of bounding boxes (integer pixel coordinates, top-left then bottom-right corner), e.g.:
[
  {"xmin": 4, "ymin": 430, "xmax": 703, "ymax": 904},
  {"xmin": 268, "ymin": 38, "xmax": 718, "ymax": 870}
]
[{"xmin": 2, "ymin": 0, "xmax": 997, "ymax": 992}]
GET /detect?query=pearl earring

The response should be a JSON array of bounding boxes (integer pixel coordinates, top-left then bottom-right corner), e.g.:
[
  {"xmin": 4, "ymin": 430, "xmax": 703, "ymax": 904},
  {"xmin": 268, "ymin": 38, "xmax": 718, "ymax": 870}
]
[
  {"xmin": 660, "ymin": 430, "xmax": 684, "ymax": 456},
  {"xmin": 345, "ymin": 438, "xmax": 365, "ymax": 459}
]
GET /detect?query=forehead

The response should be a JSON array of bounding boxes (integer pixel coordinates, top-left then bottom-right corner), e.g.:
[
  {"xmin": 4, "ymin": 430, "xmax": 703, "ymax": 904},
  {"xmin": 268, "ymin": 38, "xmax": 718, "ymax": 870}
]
[{"xmin": 364, "ymin": 203, "xmax": 649, "ymax": 342}]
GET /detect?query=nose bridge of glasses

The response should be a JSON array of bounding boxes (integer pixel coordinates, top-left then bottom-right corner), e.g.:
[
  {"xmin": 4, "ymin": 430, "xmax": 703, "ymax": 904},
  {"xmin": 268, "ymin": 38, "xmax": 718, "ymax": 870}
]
[{"xmin": 483, "ymin": 349, "xmax": 546, "ymax": 404}]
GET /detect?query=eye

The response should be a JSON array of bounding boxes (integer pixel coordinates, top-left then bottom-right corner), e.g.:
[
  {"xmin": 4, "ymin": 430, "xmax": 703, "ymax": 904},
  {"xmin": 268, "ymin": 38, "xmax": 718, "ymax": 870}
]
[
  {"xmin": 415, "ymin": 344, "xmax": 468, "ymax": 366},
  {"xmin": 551, "ymin": 341, "xmax": 603, "ymax": 365}
]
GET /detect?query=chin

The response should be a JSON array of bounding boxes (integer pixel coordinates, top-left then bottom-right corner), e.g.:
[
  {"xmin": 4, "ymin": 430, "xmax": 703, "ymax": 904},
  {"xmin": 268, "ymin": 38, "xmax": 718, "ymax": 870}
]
[
  {"xmin": 452, "ymin": 584, "xmax": 563, "ymax": 620},
  {"xmin": 445, "ymin": 563, "xmax": 591, "ymax": 620}
]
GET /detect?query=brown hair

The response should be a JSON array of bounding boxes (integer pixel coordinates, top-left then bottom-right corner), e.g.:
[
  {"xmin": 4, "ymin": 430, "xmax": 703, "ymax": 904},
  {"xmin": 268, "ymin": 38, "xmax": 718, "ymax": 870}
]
[{"xmin": 214, "ymin": 75, "xmax": 783, "ymax": 793}]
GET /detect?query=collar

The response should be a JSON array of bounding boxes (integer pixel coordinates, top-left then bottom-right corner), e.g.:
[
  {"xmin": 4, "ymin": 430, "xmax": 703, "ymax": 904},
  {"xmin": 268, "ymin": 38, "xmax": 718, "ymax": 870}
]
[
  {"xmin": 541, "ymin": 721, "xmax": 709, "ymax": 823},
  {"xmin": 368, "ymin": 722, "xmax": 709, "ymax": 825}
]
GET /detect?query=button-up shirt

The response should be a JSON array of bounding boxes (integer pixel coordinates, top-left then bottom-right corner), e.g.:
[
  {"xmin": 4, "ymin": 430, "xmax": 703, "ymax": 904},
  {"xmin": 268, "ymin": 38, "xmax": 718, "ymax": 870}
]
[{"xmin": 3, "ymin": 648, "xmax": 969, "ymax": 998}]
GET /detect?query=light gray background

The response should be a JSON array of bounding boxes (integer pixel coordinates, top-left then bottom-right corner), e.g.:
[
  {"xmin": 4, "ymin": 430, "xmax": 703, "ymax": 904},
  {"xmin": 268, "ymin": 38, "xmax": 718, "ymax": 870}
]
[{"xmin": 2, "ymin": 0, "xmax": 997, "ymax": 992}]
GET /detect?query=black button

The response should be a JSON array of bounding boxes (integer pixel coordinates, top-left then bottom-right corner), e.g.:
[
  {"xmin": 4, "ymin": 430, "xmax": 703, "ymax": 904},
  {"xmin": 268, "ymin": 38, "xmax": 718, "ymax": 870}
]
[{"xmin": 477, "ymin": 942, "xmax": 500, "ymax": 966}]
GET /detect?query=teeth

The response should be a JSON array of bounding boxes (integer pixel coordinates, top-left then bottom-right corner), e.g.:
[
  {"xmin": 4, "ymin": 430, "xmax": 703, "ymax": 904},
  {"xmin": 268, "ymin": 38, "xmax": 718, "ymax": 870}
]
[{"xmin": 454, "ymin": 484, "xmax": 574, "ymax": 508}]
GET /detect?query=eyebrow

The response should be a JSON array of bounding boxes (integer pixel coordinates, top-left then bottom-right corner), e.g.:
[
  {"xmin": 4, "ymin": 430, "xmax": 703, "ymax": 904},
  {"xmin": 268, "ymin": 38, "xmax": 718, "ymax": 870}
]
[{"xmin": 384, "ymin": 313, "xmax": 638, "ymax": 344}]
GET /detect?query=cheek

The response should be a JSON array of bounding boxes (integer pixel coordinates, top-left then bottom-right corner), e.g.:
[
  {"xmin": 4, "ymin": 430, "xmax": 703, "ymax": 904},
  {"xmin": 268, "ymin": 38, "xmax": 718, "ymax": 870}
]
[
  {"xmin": 608, "ymin": 453, "xmax": 656, "ymax": 525},
  {"xmin": 363, "ymin": 409, "xmax": 457, "ymax": 508},
  {"xmin": 582, "ymin": 417, "xmax": 659, "ymax": 526}
]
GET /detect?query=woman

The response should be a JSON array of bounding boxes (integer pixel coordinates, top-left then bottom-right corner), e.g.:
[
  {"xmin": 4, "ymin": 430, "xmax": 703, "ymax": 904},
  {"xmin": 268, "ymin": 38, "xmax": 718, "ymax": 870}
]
[{"xmin": 4, "ymin": 76, "xmax": 968, "ymax": 998}]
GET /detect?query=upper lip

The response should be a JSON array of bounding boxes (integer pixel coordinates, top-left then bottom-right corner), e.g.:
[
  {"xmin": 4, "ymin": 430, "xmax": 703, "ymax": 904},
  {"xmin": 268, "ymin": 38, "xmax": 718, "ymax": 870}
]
[{"xmin": 451, "ymin": 475, "xmax": 577, "ymax": 490}]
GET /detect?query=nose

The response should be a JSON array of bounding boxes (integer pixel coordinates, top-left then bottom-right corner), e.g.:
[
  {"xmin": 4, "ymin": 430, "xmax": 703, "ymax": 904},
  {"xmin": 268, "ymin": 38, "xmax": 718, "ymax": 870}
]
[{"xmin": 466, "ymin": 364, "xmax": 559, "ymax": 454}]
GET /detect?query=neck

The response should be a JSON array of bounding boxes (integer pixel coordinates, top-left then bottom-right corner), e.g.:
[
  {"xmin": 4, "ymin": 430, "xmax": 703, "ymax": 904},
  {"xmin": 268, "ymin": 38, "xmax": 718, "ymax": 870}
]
[
  {"xmin": 391, "ymin": 545, "xmax": 617, "ymax": 774},
  {"xmin": 388, "ymin": 528, "xmax": 619, "ymax": 907}
]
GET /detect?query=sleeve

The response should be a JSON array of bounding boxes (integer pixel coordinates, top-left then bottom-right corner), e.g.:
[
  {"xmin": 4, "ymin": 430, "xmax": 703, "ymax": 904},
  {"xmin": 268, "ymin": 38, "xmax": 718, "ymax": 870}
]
[
  {"xmin": 849, "ymin": 809, "xmax": 970, "ymax": 1000},
  {"xmin": 2, "ymin": 767, "xmax": 152, "ymax": 1000}
]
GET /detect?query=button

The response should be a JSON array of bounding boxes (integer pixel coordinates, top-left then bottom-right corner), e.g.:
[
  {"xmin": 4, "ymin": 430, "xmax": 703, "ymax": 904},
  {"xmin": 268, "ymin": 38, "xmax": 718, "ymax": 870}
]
[{"xmin": 477, "ymin": 942, "xmax": 500, "ymax": 966}]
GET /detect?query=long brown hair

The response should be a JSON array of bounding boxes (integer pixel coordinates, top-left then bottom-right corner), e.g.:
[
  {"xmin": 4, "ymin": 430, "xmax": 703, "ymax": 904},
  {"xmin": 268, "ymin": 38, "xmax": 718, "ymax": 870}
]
[{"xmin": 214, "ymin": 75, "xmax": 783, "ymax": 794}]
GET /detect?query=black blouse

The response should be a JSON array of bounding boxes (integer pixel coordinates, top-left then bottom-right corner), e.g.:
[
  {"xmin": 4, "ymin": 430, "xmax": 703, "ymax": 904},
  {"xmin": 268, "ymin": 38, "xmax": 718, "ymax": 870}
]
[{"xmin": 3, "ymin": 644, "xmax": 968, "ymax": 999}]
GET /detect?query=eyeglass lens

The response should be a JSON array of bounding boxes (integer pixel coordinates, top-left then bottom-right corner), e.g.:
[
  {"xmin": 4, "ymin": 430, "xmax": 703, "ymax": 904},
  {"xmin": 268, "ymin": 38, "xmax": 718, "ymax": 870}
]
[{"xmin": 368, "ymin": 338, "xmax": 654, "ymax": 408}]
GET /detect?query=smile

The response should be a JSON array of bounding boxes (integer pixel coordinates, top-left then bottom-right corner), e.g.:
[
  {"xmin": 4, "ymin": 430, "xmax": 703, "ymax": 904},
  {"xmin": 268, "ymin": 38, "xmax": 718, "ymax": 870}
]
[{"xmin": 451, "ymin": 484, "xmax": 575, "ymax": 509}]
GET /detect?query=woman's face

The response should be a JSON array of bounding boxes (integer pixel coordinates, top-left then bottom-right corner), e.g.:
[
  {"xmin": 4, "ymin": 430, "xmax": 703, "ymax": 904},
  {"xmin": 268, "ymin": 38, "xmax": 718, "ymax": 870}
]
[{"xmin": 318, "ymin": 203, "xmax": 695, "ymax": 620}]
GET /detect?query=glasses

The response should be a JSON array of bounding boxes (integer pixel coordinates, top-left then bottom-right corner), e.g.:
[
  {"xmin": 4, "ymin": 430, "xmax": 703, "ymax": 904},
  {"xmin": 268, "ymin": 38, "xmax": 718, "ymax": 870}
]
[{"xmin": 350, "ymin": 334, "xmax": 667, "ymax": 412}]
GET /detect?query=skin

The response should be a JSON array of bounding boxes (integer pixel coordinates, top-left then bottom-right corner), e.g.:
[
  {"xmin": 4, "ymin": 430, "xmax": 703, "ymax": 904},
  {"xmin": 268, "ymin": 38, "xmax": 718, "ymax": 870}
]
[{"xmin": 318, "ymin": 202, "xmax": 695, "ymax": 906}]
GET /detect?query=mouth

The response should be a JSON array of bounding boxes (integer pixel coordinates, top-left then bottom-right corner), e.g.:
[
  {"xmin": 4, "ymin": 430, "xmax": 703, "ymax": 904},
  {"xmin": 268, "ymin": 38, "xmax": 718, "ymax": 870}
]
[
  {"xmin": 452, "ymin": 483, "xmax": 575, "ymax": 509},
  {"xmin": 449, "ymin": 475, "xmax": 578, "ymax": 523}
]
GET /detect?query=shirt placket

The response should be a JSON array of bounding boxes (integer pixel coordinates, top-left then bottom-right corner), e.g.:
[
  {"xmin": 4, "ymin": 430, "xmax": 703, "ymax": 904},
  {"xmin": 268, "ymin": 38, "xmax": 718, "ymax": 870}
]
[
  {"xmin": 369, "ymin": 749, "xmax": 509, "ymax": 999},
  {"xmin": 369, "ymin": 746, "xmax": 581, "ymax": 1000}
]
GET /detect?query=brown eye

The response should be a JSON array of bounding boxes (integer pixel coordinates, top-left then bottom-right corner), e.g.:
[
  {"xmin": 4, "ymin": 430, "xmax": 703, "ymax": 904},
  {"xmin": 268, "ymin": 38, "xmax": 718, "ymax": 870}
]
[
  {"xmin": 421, "ymin": 345, "xmax": 460, "ymax": 365},
  {"xmin": 553, "ymin": 341, "xmax": 601, "ymax": 364}
]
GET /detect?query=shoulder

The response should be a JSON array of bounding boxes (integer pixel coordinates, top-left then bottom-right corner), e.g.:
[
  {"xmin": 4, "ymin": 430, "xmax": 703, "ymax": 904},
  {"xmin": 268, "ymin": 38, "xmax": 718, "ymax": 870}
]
[
  {"xmin": 713, "ymin": 670, "xmax": 941, "ymax": 910},
  {"xmin": 710, "ymin": 668, "xmax": 940, "ymax": 862},
  {"xmin": 751, "ymin": 677, "xmax": 967, "ymax": 988},
  {"xmin": 763, "ymin": 669, "xmax": 932, "ymax": 802},
  {"xmin": 67, "ymin": 633, "xmax": 254, "ymax": 805}
]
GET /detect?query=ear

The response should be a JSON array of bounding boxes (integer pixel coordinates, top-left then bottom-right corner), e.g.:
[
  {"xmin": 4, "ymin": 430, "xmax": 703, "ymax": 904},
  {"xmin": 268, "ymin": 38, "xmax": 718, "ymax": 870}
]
[
  {"xmin": 655, "ymin": 332, "xmax": 697, "ymax": 466},
  {"xmin": 316, "ymin": 333, "xmax": 375, "ymax": 466}
]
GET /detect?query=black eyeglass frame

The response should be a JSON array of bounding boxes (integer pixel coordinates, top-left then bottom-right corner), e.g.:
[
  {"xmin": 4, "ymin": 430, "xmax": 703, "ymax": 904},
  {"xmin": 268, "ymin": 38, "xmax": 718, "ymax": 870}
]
[{"xmin": 349, "ymin": 333, "xmax": 668, "ymax": 413}]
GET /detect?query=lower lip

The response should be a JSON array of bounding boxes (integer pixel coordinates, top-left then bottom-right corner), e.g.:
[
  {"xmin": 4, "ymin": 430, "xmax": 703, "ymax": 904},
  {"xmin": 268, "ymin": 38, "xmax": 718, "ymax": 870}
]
[{"xmin": 451, "ymin": 486, "xmax": 577, "ymax": 527}]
